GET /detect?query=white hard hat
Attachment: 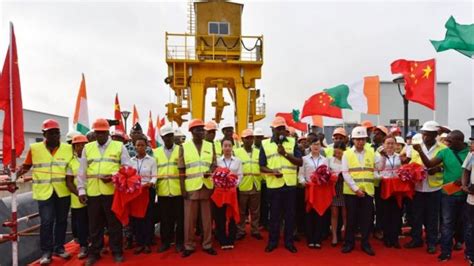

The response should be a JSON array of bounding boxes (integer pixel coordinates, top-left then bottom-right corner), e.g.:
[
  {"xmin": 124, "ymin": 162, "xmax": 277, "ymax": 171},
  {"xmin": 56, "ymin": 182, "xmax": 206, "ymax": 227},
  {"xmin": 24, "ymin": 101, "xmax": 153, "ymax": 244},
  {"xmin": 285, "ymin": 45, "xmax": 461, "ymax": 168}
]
[
  {"xmin": 174, "ymin": 128, "xmax": 185, "ymax": 137},
  {"xmin": 412, "ymin": 133, "xmax": 423, "ymax": 145},
  {"xmin": 253, "ymin": 127, "xmax": 264, "ymax": 136},
  {"xmin": 351, "ymin": 126, "xmax": 368, "ymax": 139},
  {"xmin": 395, "ymin": 136, "xmax": 406, "ymax": 145},
  {"xmin": 221, "ymin": 121, "xmax": 234, "ymax": 130},
  {"xmin": 160, "ymin": 124, "xmax": 174, "ymax": 137},
  {"xmin": 66, "ymin": 130, "xmax": 81, "ymax": 142},
  {"xmin": 440, "ymin": 133, "xmax": 448, "ymax": 138},
  {"xmin": 420, "ymin": 120, "xmax": 440, "ymax": 132}
]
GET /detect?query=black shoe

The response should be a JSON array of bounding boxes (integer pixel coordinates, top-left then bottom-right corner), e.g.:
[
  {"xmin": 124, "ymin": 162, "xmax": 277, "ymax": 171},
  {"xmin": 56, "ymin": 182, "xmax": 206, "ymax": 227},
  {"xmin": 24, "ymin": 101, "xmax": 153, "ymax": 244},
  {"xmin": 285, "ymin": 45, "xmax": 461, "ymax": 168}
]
[
  {"xmin": 84, "ymin": 256, "xmax": 99, "ymax": 266},
  {"xmin": 285, "ymin": 245, "xmax": 297, "ymax": 253},
  {"xmin": 265, "ymin": 244, "xmax": 277, "ymax": 253},
  {"xmin": 203, "ymin": 248, "xmax": 217, "ymax": 256},
  {"xmin": 181, "ymin": 249, "xmax": 194, "ymax": 258},
  {"xmin": 143, "ymin": 246, "xmax": 151, "ymax": 254},
  {"xmin": 158, "ymin": 244, "xmax": 171, "ymax": 253},
  {"xmin": 438, "ymin": 253, "xmax": 451, "ymax": 262},
  {"xmin": 125, "ymin": 240, "xmax": 133, "ymax": 250},
  {"xmin": 175, "ymin": 244, "xmax": 184, "ymax": 252},
  {"xmin": 113, "ymin": 253, "xmax": 124, "ymax": 263},
  {"xmin": 134, "ymin": 246, "xmax": 144, "ymax": 255},
  {"xmin": 453, "ymin": 242, "xmax": 463, "ymax": 251},
  {"xmin": 427, "ymin": 245, "xmax": 437, "ymax": 254},
  {"xmin": 404, "ymin": 241, "xmax": 423, "ymax": 249},
  {"xmin": 362, "ymin": 245, "xmax": 375, "ymax": 256},
  {"xmin": 341, "ymin": 244, "xmax": 354, "ymax": 254},
  {"xmin": 251, "ymin": 233, "xmax": 263, "ymax": 240}
]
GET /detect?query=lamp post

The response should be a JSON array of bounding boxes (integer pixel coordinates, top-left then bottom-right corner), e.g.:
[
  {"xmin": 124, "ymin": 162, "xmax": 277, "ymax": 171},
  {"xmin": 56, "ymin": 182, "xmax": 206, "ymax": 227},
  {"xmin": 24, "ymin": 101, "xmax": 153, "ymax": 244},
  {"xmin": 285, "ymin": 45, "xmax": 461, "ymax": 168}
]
[
  {"xmin": 393, "ymin": 76, "xmax": 409, "ymax": 138},
  {"xmin": 468, "ymin": 117, "xmax": 474, "ymax": 140},
  {"xmin": 121, "ymin": 110, "xmax": 131, "ymax": 133}
]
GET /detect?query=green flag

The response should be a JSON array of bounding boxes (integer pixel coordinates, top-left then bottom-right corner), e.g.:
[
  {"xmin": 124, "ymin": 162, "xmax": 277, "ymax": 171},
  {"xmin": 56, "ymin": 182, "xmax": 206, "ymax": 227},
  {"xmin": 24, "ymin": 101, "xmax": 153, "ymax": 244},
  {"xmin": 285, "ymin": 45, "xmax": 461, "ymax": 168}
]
[{"xmin": 431, "ymin": 16, "xmax": 474, "ymax": 58}]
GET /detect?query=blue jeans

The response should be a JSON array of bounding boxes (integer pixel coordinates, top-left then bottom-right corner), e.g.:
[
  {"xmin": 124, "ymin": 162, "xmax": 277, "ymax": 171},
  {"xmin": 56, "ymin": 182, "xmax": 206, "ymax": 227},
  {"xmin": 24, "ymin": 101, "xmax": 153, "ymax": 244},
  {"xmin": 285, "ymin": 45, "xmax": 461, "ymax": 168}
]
[
  {"xmin": 37, "ymin": 191, "xmax": 71, "ymax": 254},
  {"xmin": 411, "ymin": 190, "xmax": 441, "ymax": 247},
  {"xmin": 440, "ymin": 194, "xmax": 472, "ymax": 256}
]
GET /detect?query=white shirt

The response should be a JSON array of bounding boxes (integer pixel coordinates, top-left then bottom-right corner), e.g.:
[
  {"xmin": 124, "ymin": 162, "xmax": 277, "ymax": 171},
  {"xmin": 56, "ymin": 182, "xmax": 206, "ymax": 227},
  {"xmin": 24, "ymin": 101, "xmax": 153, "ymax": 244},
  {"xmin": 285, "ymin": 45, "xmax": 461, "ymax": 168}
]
[
  {"xmin": 216, "ymin": 155, "xmax": 243, "ymax": 185},
  {"xmin": 341, "ymin": 147, "xmax": 380, "ymax": 192},
  {"xmin": 411, "ymin": 143, "xmax": 443, "ymax": 193},
  {"xmin": 130, "ymin": 154, "xmax": 157, "ymax": 185},
  {"xmin": 298, "ymin": 153, "xmax": 328, "ymax": 185},
  {"xmin": 375, "ymin": 153, "xmax": 402, "ymax": 179},
  {"xmin": 463, "ymin": 152, "xmax": 474, "ymax": 205},
  {"xmin": 77, "ymin": 138, "xmax": 131, "ymax": 196},
  {"xmin": 328, "ymin": 157, "xmax": 342, "ymax": 175}
]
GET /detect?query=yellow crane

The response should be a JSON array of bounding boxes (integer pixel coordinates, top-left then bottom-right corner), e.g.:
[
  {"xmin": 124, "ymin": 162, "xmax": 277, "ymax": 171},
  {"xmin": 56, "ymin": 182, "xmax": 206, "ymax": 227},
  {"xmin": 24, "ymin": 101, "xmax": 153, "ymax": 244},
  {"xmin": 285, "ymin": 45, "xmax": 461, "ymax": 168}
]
[{"xmin": 164, "ymin": 0, "xmax": 265, "ymax": 135}]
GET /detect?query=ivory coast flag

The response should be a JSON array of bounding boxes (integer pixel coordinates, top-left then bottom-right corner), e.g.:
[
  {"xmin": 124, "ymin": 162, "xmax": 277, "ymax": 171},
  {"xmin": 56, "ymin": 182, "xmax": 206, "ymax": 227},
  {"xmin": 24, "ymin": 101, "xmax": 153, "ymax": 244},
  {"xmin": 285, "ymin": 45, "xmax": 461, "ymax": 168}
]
[
  {"xmin": 73, "ymin": 74, "xmax": 90, "ymax": 134},
  {"xmin": 324, "ymin": 76, "xmax": 380, "ymax": 115}
]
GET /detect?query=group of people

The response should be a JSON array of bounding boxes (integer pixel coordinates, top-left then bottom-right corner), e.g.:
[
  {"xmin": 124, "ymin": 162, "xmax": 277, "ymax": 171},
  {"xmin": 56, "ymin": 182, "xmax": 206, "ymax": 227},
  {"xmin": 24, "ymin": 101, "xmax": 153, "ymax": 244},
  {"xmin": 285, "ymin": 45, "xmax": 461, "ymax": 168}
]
[{"xmin": 15, "ymin": 116, "xmax": 474, "ymax": 265}]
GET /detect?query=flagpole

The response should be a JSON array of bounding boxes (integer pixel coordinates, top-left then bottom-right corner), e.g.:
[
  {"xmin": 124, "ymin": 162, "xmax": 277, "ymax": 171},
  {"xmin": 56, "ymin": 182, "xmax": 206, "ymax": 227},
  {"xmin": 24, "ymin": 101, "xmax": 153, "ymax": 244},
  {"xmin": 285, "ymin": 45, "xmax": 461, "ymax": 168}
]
[{"xmin": 9, "ymin": 21, "xmax": 19, "ymax": 266}]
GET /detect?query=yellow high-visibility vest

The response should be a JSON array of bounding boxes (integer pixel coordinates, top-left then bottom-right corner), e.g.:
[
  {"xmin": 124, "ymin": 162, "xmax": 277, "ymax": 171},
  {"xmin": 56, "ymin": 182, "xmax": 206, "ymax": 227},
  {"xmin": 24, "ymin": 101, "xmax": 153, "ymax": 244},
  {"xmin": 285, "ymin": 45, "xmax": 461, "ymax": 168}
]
[
  {"xmin": 68, "ymin": 157, "xmax": 85, "ymax": 209},
  {"xmin": 84, "ymin": 140, "xmax": 123, "ymax": 196},
  {"xmin": 183, "ymin": 140, "xmax": 214, "ymax": 192},
  {"xmin": 31, "ymin": 142, "xmax": 73, "ymax": 201},
  {"xmin": 262, "ymin": 138, "xmax": 298, "ymax": 189},
  {"xmin": 325, "ymin": 146, "xmax": 334, "ymax": 158},
  {"xmin": 234, "ymin": 147, "xmax": 261, "ymax": 192},
  {"xmin": 154, "ymin": 145, "xmax": 181, "ymax": 196},
  {"xmin": 343, "ymin": 147, "xmax": 376, "ymax": 196},
  {"xmin": 410, "ymin": 143, "xmax": 446, "ymax": 188}
]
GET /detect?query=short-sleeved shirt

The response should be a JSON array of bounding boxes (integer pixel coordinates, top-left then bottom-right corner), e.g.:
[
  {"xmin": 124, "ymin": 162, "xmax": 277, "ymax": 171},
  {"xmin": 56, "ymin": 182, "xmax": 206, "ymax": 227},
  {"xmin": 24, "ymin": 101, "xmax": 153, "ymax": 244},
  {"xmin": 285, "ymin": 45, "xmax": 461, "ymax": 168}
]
[
  {"xmin": 462, "ymin": 152, "xmax": 474, "ymax": 205},
  {"xmin": 259, "ymin": 136, "xmax": 303, "ymax": 167},
  {"xmin": 436, "ymin": 146, "xmax": 469, "ymax": 196}
]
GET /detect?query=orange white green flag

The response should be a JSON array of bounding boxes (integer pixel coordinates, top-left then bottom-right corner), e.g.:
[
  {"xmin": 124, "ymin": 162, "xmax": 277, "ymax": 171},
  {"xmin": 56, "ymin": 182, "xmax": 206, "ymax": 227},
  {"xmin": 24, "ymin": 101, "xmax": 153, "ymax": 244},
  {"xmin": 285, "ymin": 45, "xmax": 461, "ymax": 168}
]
[{"xmin": 73, "ymin": 73, "xmax": 90, "ymax": 134}]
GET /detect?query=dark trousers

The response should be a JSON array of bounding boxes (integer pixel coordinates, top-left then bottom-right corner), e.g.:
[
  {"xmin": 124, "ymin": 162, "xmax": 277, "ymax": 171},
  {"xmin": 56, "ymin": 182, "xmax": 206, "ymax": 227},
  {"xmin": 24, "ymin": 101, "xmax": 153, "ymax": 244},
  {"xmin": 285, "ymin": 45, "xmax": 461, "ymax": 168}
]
[
  {"xmin": 344, "ymin": 194, "xmax": 374, "ymax": 247},
  {"xmin": 87, "ymin": 195, "xmax": 123, "ymax": 257},
  {"xmin": 466, "ymin": 204, "xmax": 474, "ymax": 258},
  {"xmin": 295, "ymin": 186, "xmax": 306, "ymax": 234},
  {"xmin": 306, "ymin": 209, "xmax": 324, "ymax": 245},
  {"xmin": 37, "ymin": 192, "xmax": 70, "ymax": 254},
  {"xmin": 71, "ymin": 207, "xmax": 89, "ymax": 247},
  {"xmin": 158, "ymin": 196, "xmax": 184, "ymax": 246},
  {"xmin": 440, "ymin": 194, "xmax": 472, "ymax": 256},
  {"xmin": 259, "ymin": 181, "xmax": 270, "ymax": 227},
  {"xmin": 411, "ymin": 190, "xmax": 441, "ymax": 247},
  {"xmin": 374, "ymin": 186, "xmax": 384, "ymax": 232},
  {"xmin": 131, "ymin": 188, "xmax": 156, "ymax": 246},
  {"xmin": 214, "ymin": 203, "xmax": 237, "ymax": 246},
  {"xmin": 382, "ymin": 197, "xmax": 401, "ymax": 245},
  {"xmin": 268, "ymin": 186, "xmax": 296, "ymax": 247}
]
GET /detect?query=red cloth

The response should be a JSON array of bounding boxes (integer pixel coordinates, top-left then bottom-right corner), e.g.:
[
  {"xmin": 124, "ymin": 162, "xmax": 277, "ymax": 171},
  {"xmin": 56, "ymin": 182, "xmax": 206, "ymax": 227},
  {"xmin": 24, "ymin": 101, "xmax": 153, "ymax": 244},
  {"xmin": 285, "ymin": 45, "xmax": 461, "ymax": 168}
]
[
  {"xmin": 211, "ymin": 187, "xmax": 240, "ymax": 223},
  {"xmin": 275, "ymin": 112, "xmax": 308, "ymax": 132},
  {"xmin": 112, "ymin": 186, "xmax": 149, "ymax": 225},
  {"xmin": 305, "ymin": 176, "xmax": 336, "ymax": 216},
  {"xmin": 147, "ymin": 111, "xmax": 156, "ymax": 149},
  {"xmin": 301, "ymin": 92, "xmax": 343, "ymax": 119},
  {"xmin": 391, "ymin": 59, "xmax": 436, "ymax": 110},
  {"xmin": 381, "ymin": 178, "xmax": 415, "ymax": 208},
  {"xmin": 114, "ymin": 93, "xmax": 125, "ymax": 131},
  {"xmin": 0, "ymin": 24, "xmax": 24, "ymax": 167}
]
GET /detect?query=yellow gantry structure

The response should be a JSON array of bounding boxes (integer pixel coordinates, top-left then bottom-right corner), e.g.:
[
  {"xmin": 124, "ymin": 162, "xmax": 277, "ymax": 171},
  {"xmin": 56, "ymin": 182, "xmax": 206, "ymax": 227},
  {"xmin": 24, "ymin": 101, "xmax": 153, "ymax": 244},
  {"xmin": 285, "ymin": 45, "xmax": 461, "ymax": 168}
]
[{"xmin": 165, "ymin": 0, "xmax": 265, "ymax": 135}]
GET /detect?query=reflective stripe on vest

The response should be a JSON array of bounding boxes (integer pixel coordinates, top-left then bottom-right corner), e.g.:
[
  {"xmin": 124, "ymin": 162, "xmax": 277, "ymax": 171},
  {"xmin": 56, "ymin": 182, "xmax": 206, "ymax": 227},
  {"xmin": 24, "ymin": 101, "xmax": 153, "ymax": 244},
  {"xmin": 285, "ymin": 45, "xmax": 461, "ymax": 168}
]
[
  {"xmin": 183, "ymin": 140, "xmax": 214, "ymax": 192},
  {"xmin": 85, "ymin": 140, "xmax": 123, "ymax": 196},
  {"xmin": 68, "ymin": 157, "xmax": 86, "ymax": 209},
  {"xmin": 31, "ymin": 142, "xmax": 73, "ymax": 200},
  {"xmin": 262, "ymin": 137, "xmax": 298, "ymax": 189},
  {"xmin": 154, "ymin": 146, "xmax": 182, "ymax": 196},
  {"xmin": 234, "ymin": 147, "xmax": 262, "ymax": 192},
  {"xmin": 343, "ymin": 147, "xmax": 376, "ymax": 196}
]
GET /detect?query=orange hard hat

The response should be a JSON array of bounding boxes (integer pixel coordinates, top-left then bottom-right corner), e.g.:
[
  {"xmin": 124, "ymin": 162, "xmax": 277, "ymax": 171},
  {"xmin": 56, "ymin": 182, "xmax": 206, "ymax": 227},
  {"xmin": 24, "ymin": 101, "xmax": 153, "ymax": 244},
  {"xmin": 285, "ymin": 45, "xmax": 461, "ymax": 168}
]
[
  {"xmin": 72, "ymin": 135, "xmax": 88, "ymax": 144},
  {"xmin": 241, "ymin": 129, "xmax": 253, "ymax": 138},
  {"xmin": 375, "ymin": 125, "xmax": 389, "ymax": 136},
  {"xmin": 204, "ymin": 121, "xmax": 218, "ymax": 131},
  {"xmin": 42, "ymin": 119, "xmax": 60, "ymax": 131},
  {"xmin": 361, "ymin": 120, "xmax": 374, "ymax": 129},
  {"xmin": 188, "ymin": 119, "xmax": 205, "ymax": 131},
  {"xmin": 271, "ymin": 116, "xmax": 287, "ymax": 128},
  {"xmin": 92, "ymin": 118, "xmax": 110, "ymax": 131},
  {"xmin": 332, "ymin": 127, "xmax": 347, "ymax": 137}
]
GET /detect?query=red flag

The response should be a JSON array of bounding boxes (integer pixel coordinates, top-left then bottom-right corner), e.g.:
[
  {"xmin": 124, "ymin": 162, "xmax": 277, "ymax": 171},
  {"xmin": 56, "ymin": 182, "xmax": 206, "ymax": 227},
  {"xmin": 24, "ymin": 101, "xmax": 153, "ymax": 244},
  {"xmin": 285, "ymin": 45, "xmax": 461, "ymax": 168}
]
[
  {"xmin": 0, "ymin": 23, "xmax": 24, "ymax": 167},
  {"xmin": 301, "ymin": 92, "xmax": 342, "ymax": 119},
  {"xmin": 275, "ymin": 113, "xmax": 308, "ymax": 132},
  {"xmin": 114, "ymin": 93, "xmax": 125, "ymax": 131},
  {"xmin": 132, "ymin": 104, "xmax": 139, "ymax": 126},
  {"xmin": 391, "ymin": 58, "xmax": 436, "ymax": 110},
  {"xmin": 147, "ymin": 111, "xmax": 156, "ymax": 148}
]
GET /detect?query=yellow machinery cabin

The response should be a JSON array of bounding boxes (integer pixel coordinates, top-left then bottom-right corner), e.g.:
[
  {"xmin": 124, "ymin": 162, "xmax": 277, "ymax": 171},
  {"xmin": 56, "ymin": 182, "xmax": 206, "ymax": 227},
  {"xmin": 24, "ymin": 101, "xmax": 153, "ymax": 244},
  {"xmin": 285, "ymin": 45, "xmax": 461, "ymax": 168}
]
[{"xmin": 164, "ymin": 0, "xmax": 265, "ymax": 135}]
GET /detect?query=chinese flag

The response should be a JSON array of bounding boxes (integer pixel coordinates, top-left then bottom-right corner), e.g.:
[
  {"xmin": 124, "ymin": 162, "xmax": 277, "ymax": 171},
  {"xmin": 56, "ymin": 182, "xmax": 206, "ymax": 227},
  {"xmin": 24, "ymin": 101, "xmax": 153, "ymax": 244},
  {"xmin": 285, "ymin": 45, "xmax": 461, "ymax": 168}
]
[
  {"xmin": 275, "ymin": 112, "xmax": 308, "ymax": 132},
  {"xmin": 147, "ymin": 111, "xmax": 156, "ymax": 148},
  {"xmin": 0, "ymin": 23, "xmax": 24, "ymax": 167},
  {"xmin": 114, "ymin": 93, "xmax": 125, "ymax": 131},
  {"xmin": 391, "ymin": 59, "xmax": 436, "ymax": 110},
  {"xmin": 301, "ymin": 92, "xmax": 342, "ymax": 119},
  {"xmin": 132, "ymin": 104, "xmax": 139, "ymax": 126}
]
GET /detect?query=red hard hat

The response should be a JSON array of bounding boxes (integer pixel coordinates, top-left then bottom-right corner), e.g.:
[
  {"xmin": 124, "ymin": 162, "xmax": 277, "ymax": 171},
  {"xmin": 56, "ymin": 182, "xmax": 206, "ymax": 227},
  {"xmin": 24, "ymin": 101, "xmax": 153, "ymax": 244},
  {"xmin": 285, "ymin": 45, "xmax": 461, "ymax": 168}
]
[
  {"xmin": 188, "ymin": 119, "xmax": 205, "ymax": 131},
  {"xmin": 72, "ymin": 135, "xmax": 88, "ymax": 144},
  {"xmin": 42, "ymin": 119, "xmax": 60, "ymax": 131},
  {"xmin": 92, "ymin": 118, "xmax": 110, "ymax": 131}
]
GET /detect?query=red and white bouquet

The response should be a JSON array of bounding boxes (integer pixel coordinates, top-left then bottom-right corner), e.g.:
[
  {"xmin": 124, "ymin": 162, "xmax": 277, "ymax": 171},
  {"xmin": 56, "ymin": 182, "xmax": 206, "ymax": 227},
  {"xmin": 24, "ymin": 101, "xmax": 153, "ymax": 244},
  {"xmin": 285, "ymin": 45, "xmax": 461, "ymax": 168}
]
[
  {"xmin": 211, "ymin": 167, "xmax": 238, "ymax": 189},
  {"xmin": 397, "ymin": 163, "xmax": 427, "ymax": 183},
  {"xmin": 112, "ymin": 165, "xmax": 142, "ymax": 193}
]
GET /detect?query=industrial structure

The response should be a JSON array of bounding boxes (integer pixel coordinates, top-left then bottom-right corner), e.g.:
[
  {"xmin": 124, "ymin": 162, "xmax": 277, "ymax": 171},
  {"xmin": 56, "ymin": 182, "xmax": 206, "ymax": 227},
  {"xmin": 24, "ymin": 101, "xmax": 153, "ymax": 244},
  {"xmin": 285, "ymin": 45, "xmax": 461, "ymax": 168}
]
[{"xmin": 164, "ymin": 0, "xmax": 265, "ymax": 134}]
